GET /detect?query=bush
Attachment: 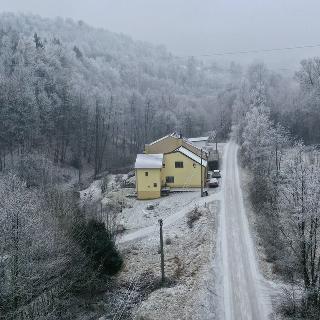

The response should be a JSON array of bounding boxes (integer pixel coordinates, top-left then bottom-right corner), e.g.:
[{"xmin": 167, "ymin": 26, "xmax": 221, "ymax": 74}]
[
  {"xmin": 73, "ymin": 219, "xmax": 123, "ymax": 275},
  {"xmin": 187, "ymin": 206, "xmax": 202, "ymax": 228}
]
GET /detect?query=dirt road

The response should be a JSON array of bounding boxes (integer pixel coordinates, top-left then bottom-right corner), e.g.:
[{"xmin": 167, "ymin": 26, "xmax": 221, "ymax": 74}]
[{"xmin": 216, "ymin": 142, "xmax": 271, "ymax": 320}]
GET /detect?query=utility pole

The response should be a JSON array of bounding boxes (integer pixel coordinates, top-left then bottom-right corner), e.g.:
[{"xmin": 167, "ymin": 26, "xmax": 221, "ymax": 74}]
[
  {"xmin": 215, "ymin": 130, "xmax": 218, "ymax": 152},
  {"xmin": 158, "ymin": 219, "xmax": 165, "ymax": 284},
  {"xmin": 201, "ymin": 148, "xmax": 203, "ymax": 197}
]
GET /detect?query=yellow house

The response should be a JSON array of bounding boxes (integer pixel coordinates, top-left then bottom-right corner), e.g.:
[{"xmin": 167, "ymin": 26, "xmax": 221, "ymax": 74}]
[
  {"xmin": 135, "ymin": 154, "xmax": 163, "ymax": 200},
  {"xmin": 161, "ymin": 146, "xmax": 207, "ymax": 188},
  {"xmin": 135, "ymin": 134, "xmax": 208, "ymax": 200}
]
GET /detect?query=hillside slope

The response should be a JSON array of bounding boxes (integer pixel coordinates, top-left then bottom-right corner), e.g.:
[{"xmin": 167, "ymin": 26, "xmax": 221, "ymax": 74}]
[{"xmin": 0, "ymin": 13, "xmax": 235, "ymax": 172}]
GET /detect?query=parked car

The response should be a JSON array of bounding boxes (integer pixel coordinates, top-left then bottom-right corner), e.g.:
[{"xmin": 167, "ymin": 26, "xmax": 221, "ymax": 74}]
[
  {"xmin": 212, "ymin": 169, "xmax": 221, "ymax": 178},
  {"xmin": 161, "ymin": 187, "xmax": 170, "ymax": 196},
  {"xmin": 209, "ymin": 178, "xmax": 219, "ymax": 188}
]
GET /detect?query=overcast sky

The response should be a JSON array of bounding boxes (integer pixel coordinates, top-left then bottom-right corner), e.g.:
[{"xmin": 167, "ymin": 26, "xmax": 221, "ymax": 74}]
[{"xmin": 1, "ymin": 0, "xmax": 320, "ymax": 70}]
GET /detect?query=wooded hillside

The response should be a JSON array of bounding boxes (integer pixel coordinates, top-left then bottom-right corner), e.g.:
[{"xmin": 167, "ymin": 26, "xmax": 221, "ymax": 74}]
[{"xmin": 0, "ymin": 13, "xmax": 235, "ymax": 175}]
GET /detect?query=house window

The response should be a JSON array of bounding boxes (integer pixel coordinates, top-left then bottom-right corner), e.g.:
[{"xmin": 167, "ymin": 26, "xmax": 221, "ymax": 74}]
[
  {"xmin": 162, "ymin": 163, "xmax": 166, "ymax": 168},
  {"xmin": 193, "ymin": 163, "xmax": 196, "ymax": 168},
  {"xmin": 145, "ymin": 172, "xmax": 148, "ymax": 176},
  {"xmin": 154, "ymin": 183, "xmax": 157, "ymax": 187},
  {"xmin": 175, "ymin": 161, "xmax": 183, "ymax": 168},
  {"xmin": 166, "ymin": 176, "xmax": 174, "ymax": 183}
]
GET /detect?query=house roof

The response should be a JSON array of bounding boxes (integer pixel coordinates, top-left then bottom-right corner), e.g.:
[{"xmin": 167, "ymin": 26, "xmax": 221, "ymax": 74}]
[
  {"xmin": 188, "ymin": 136, "xmax": 209, "ymax": 142},
  {"xmin": 175, "ymin": 146, "xmax": 207, "ymax": 167},
  {"xmin": 135, "ymin": 154, "xmax": 163, "ymax": 169},
  {"xmin": 183, "ymin": 138, "xmax": 208, "ymax": 155},
  {"xmin": 147, "ymin": 132, "xmax": 208, "ymax": 157},
  {"xmin": 148, "ymin": 132, "xmax": 179, "ymax": 146}
]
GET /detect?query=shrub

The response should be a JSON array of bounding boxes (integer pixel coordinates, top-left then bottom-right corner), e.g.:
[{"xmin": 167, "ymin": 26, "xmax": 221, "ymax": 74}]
[
  {"xmin": 187, "ymin": 206, "xmax": 202, "ymax": 228},
  {"xmin": 73, "ymin": 219, "xmax": 123, "ymax": 275}
]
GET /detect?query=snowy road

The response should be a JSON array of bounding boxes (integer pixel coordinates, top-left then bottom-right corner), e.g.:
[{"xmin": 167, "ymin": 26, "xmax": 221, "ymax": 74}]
[{"xmin": 216, "ymin": 142, "xmax": 271, "ymax": 320}]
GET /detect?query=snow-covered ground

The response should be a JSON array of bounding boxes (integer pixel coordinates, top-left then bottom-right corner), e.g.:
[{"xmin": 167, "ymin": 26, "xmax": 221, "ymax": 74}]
[
  {"xmin": 118, "ymin": 200, "xmax": 219, "ymax": 319},
  {"xmin": 102, "ymin": 185, "xmax": 221, "ymax": 318},
  {"xmin": 118, "ymin": 188, "xmax": 220, "ymax": 243},
  {"xmin": 80, "ymin": 179, "xmax": 103, "ymax": 204}
]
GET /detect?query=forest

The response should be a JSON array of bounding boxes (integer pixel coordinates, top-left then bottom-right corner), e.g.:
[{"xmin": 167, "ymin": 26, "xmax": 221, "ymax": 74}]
[
  {"xmin": 0, "ymin": 13, "xmax": 235, "ymax": 320},
  {"xmin": 0, "ymin": 13, "xmax": 236, "ymax": 175},
  {"xmin": 1, "ymin": 12, "xmax": 320, "ymax": 320}
]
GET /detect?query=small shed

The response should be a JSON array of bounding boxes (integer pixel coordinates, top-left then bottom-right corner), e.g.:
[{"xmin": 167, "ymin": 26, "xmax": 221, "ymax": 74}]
[
  {"xmin": 135, "ymin": 154, "xmax": 163, "ymax": 200},
  {"xmin": 188, "ymin": 136, "xmax": 209, "ymax": 148}
]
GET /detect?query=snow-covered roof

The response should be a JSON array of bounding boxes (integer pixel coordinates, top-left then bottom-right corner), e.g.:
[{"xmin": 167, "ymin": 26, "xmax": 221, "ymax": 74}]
[
  {"xmin": 175, "ymin": 147, "xmax": 207, "ymax": 166},
  {"xmin": 148, "ymin": 135, "xmax": 170, "ymax": 146},
  {"xmin": 188, "ymin": 136, "xmax": 209, "ymax": 142},
  {"xmin": 135, "ymin": 154, "xmax": 164, "ymax": 169},
  {"xmin": 183, "ymin": 138, "xmax": 209, "ymax": 155},
  {"xmin": 148, "ymin": 132, "xmax": 179, "ymax": 145}
]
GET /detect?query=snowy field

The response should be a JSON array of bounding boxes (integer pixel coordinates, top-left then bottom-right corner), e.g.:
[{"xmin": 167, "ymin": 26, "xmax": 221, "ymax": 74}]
[{"xmin": 119, "ymin": 200, "xmax": 219, "ymax": 319}]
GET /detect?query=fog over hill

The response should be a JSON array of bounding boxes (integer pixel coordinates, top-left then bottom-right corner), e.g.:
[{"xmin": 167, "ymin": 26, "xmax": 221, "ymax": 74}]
[{"xmin": 2, "ymin": 0, "xmax": 320, "ymax": 70}]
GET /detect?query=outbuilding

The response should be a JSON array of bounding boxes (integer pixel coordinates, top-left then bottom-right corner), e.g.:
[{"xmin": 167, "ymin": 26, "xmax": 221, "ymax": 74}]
[
  {"xmin": 135, "ymin": 154, "xmax": 163, "ymax": 200},
  {"xmin": 188, "ymin": 136, "xmax": 209, "ymax": 148}
]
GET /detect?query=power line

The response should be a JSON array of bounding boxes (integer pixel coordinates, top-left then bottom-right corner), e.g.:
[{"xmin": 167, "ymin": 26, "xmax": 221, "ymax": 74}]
[{"xmin": 177, "ymin": 43, "xmax": 320, "ymax": 58}]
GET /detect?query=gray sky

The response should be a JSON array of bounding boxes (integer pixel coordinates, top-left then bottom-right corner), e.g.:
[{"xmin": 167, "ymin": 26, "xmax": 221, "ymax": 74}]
[{"xmin": 1, "ymin": 0, "xmax": 320, "ymax": 70}]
